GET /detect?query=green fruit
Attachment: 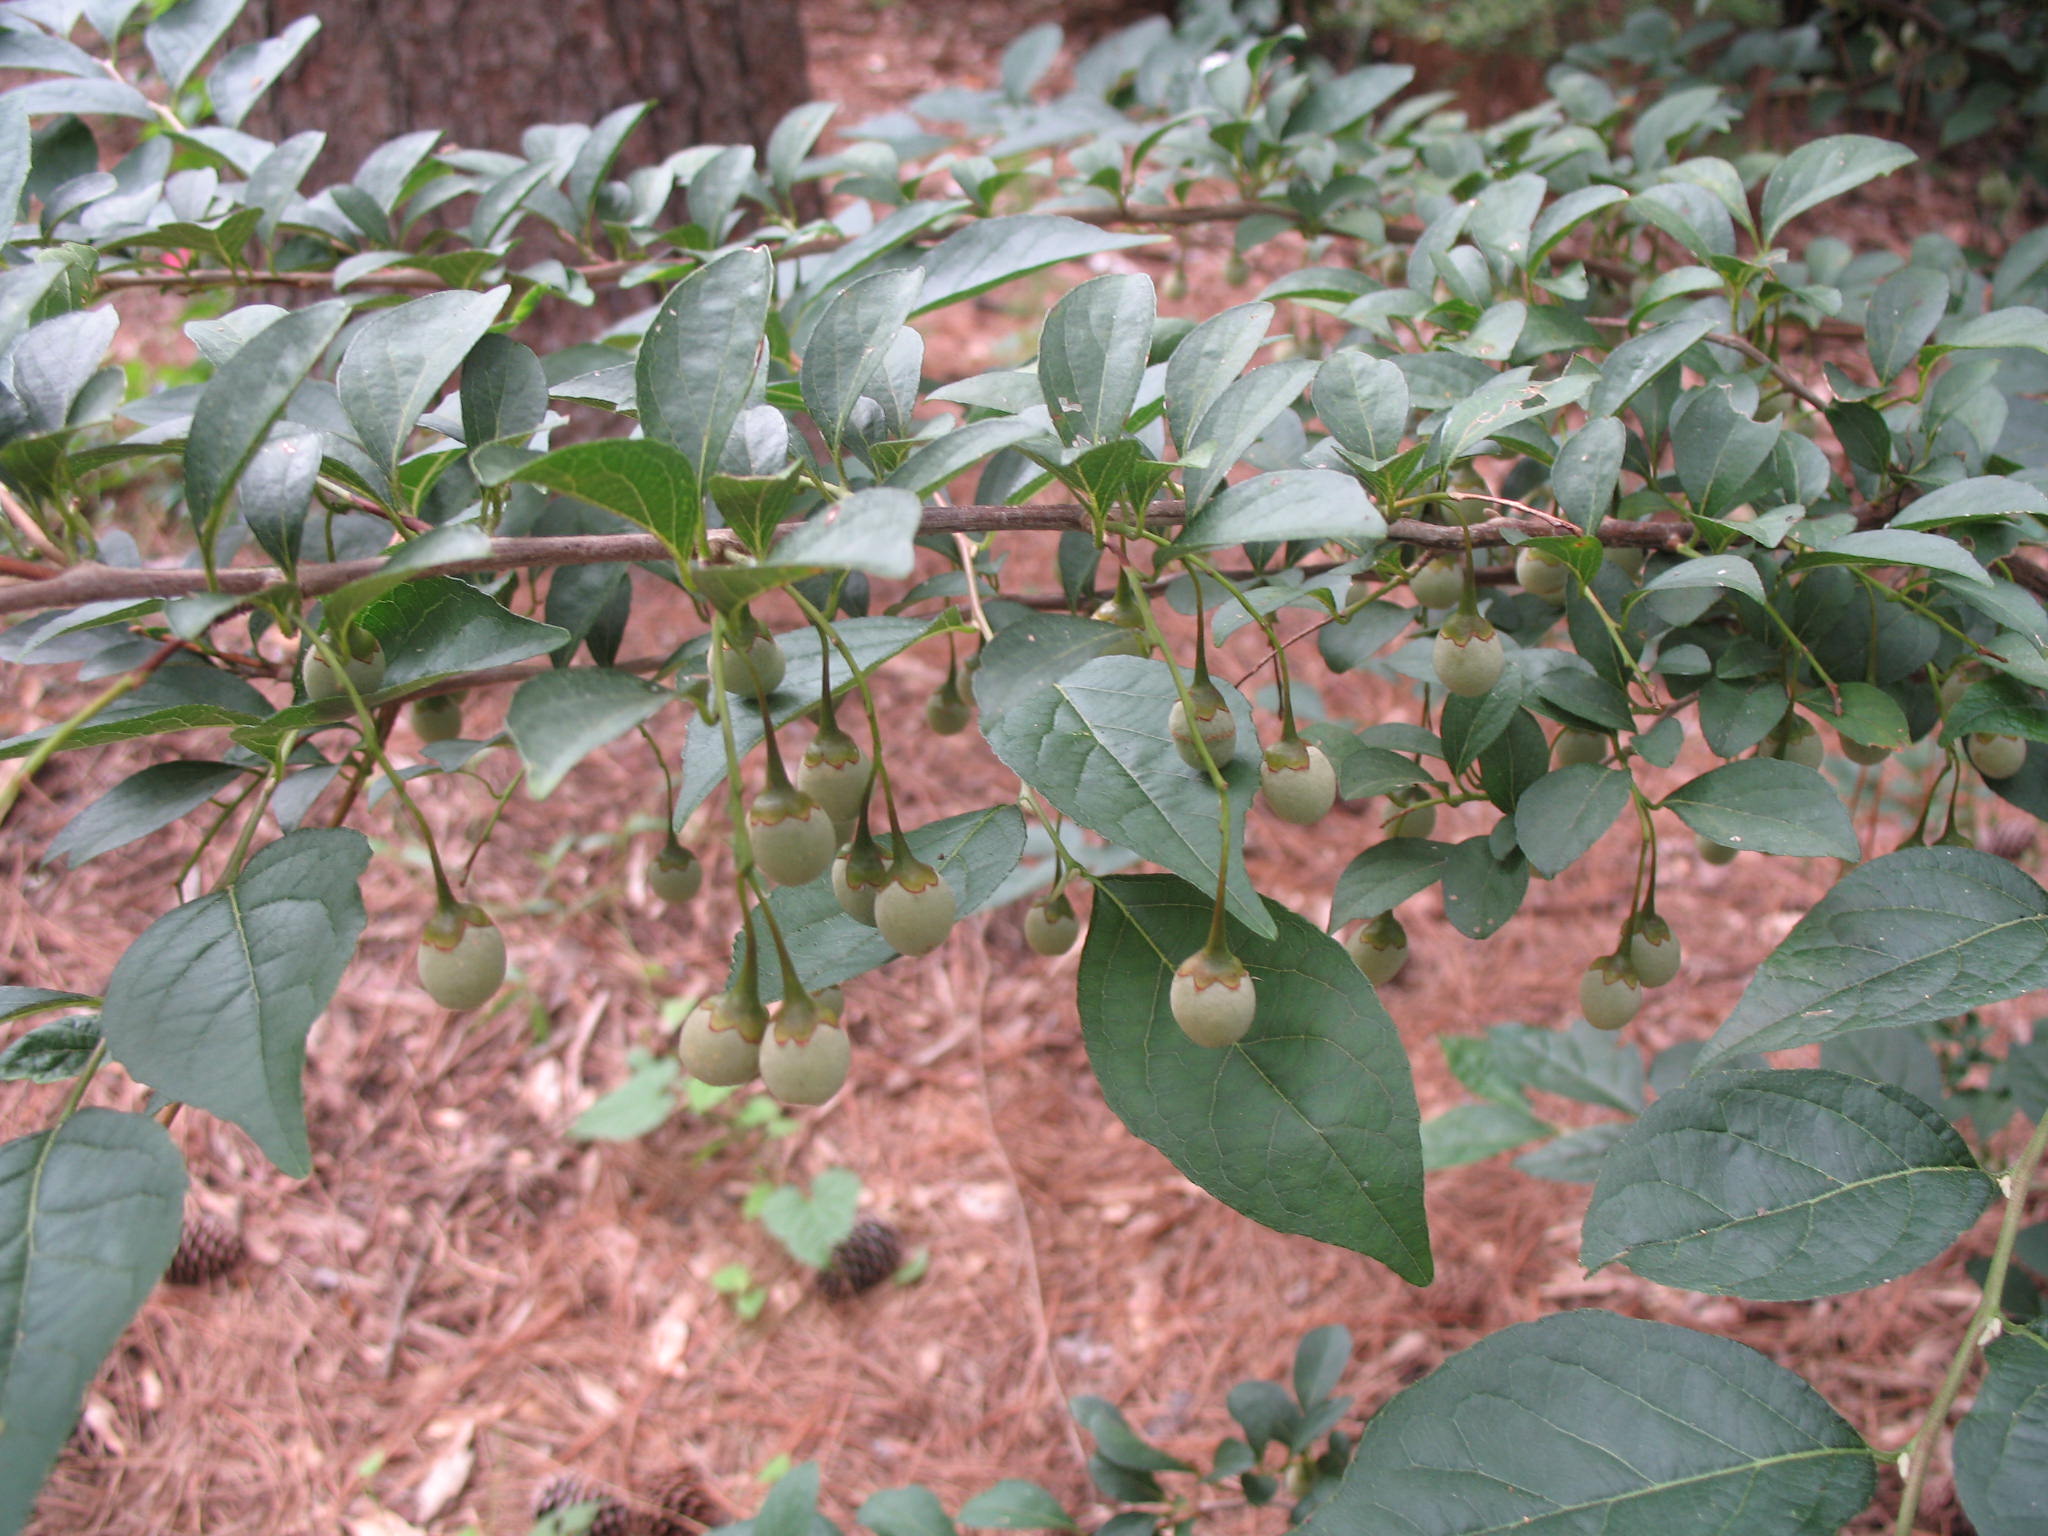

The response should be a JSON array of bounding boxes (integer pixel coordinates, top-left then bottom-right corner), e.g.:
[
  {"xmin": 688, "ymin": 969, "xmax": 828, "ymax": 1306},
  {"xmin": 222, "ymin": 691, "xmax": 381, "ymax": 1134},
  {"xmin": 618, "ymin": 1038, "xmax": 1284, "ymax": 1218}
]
[
  {"xmin": 721, "ymin": 629, "xmax": 786, "ymax": 698},
  {"xmin": 1432, "ymin": 612, "xmax": 1505, "ymax": 698},
  {"xmin": 304, "ymin": 635, "xmax": 386, "ymax": 702},
  {"xmin": 1169, "ymin": 680, "xmax": 1237, "ymax": 770},
  {"xmin": 1968, "ymin": 732, "xmax": 2028, "ymax": 780},
  {"xmin": 1603, "ymin": 545, "xmax": 1647, "ymax": 579},
  {"xmin": 814, "ymin": 984, "xmax": 845, "ymax": 1021},
  {"xmin": 925, "ymin": 678, "xmax": 973, "ymax": 736},
  {"xmin": 798, "ymin": 727, "xmax": 870, "ymax": 824},
  {"xmin": 1627, "ymin": 914, "xmax": 1681, "ymax": 988},
  {"xmin": 1345, "ymin": 913, "xmax": 1408, "ymax": 986},
  {"xmin": 1839, "ymin": 734, "xmax": 1893, "ymax": 767},
  {"xmin": 650, "ymin": 841, "xmax": 703, "ymax": 904},
  {"xmin": 678, "ymin": 990, "xmax": 764, "ymax": 1086},
  {"xmin": 1090, "ymin": 594, "xmax": 1150, "ymax": 656},
  {"xmin": 1170, "ymin": 946, "xmax": 1256, "ymax": 1047},
  {"xmin": 1515, "ymin": 546, "xmax": 1570, "ymax": 602},
  {"xmin": 1408, "ymin": 556, "xmax": 1464, "ymax": 609},
  {"xmin": 1223, "ymin": 252, "xmax": 1249, "ymax": 287},
  {"xmin": 758, "ymin": 1000, "xmax": 851, "ymax": 1106},
  {"xmin": 1387, "ymin": 786, "xmax": 1437, "ymax": 839},
  {"xmin": 1580, "ymin": 954, "xmax": 1642, "ymax": 1031},
  {"xmin": 410, "ymin": 692, "xmax": 464, "ymax": 743},
  {"xmin": 748, "ymin": 785, "xmax": 836, "ymax": 887},
  {"xmin": 833, "ymin": 837, "xmax": 891, "ymax": 926},
  {"xmin": 417, "ymin": 903, "xmax": 507, "ymax": 1011},
  {"xmin": 1940, "ymin": 667, "xmax": 1978, "ymax": 710},
  {"xmin": 1762, "ymin": 717, "xmax": 1824, "ymax": 769},
  {"xmin": 1260, "ymin": 740, "xmax": 1337, "ymax": 825},
  {"xmin": 1697, "ymin": 832, "xmax": 1739, "ymax": 865},
  {"xmin": 1024, "ymin": 891, "xmax": 1081, "ymax": 956},
  {"xmin": 1438, "ymin": 496, "xmax": 1491, "ymax": 527},
  {"xmin": 1553, "ymin": 728, "xmax": 1607, "ymax": 767},
  {"xmin": 875, "ymin": 859, "xmax": 956, "ymax": 956}
]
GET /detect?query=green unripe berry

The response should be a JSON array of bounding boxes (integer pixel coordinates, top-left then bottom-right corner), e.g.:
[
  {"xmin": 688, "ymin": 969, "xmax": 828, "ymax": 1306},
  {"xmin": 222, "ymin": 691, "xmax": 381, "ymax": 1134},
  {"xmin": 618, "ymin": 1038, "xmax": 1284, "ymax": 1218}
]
[
  {"xmin": 410, "ymin": 691, "xmax": 464, "ymax": 743},
  {"xmin": 798, "ymin": 727, "xmax": 870, "ymax": 825},
  {"xmin": 1697, "ymin": 832, "xmax": 1739, "ymax": 865},
  {"xmin": 1762, "ymin": 717, "xmax": 1824, "ymax": 770},
  {"xmin": 875, "ymin": 858, "xmax": 956, "ymax": 956},
  {"xmin": 814, "ymin": 984, "xmax": 845, "ymax": 1021},
  {"xmin": 1580, "ymin": 954, "xmax": 1642, "ymax": 1031},
  {"xmin": 1089, "ymin": 594, "xmax": 1150, "ymax": 656},
  {"xmin": 925, "ymin": 677, "xmax": 973, "ymax": 736},
  {"xmin": 1223, "ymin": 252, "xmax": 1250, "ymax": 287},
  {"xmin": 747, "ymin": 785, "xmax": 836, "ymax": 887},
  {"xmin": 304, "ymin": 634, "xmax": 386, "ymax": 702},
  {"xmin": 1940, "ymin": 667, "xmax": 1977, "ymax": 710},
  {"xmin": 1345, "ymin": 913, "xmax": 1408, "ymax": 986},
  {"xmin": 417, "ymin": 902, "xmax": 507, "ymax": 1011},
  {"xmin": 678, "ymin": 990, "xmax": 765, "ymax": 1086},
  {"xmin": 1409, "ymin": 556, "xmax": 1464, "ymax": 610},
  {"xmin": 1603, "ymin": 545, "xmax": 1647, "ymax": 579},
  {"xmin": 1386, "ymin": 786, "xmax": 1437, "ymax": 840},
  {"xmin": 1515, "ymin": 546, "xmax": 1570, "ymax": 602},
  {"xmin": 1437, "ymin": 496, "xmax": 1491, "ymax": 527},
  {"xmin": 721, "ymin": 629, "xmax": 786, "ymax": 698},
  {"xmin": 1260, "ymin": 740, "xmax": 1336, "ymax": 825},
  {"xmin": 1838, "ymin": 734, "xmax": 1892, "ymax": 767},
  {"xmin": 1169, "ymin": 680, "xmax": 1237, "ymax": 770},
  {"xmin": 650, "ymin": 841, "xmax": 704, "ymax": 904},
  {"xmin": 833, "ymin": 836, "xmax": 891, "ymax": 926},
  {"xmin": 1433, "ymin": 612, "xmax": 1505, "ymax": 698},
  {"xmin": 1024, "ymin": 891, "xmax": 1081, "ymax": 956},
  {"xmin": 758, "ymin": 999, "xmax": 851, "ymax": 1106},
  {"xmin": 1170, "ymin": 946, "xmax": 1256, "ymax": 1047},
  {"xmin": 1968, "ymin": 732, "xmax": 2027, "ymax": 780},
  {"xmin": 1553, "ymin": 728, "xmax": 1607, "ymax": 767},
  {"xmin": 1627, "ymin": 913, "xmax": 1681, "ymax": 988}
]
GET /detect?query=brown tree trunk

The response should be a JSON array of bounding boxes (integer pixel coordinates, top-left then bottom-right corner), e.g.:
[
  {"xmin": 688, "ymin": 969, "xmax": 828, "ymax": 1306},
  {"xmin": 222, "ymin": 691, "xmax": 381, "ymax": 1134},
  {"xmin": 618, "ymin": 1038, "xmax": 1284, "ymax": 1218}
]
[{"xmin": 244, "ymin": 0, "xmax": 810, "ymax": 175}]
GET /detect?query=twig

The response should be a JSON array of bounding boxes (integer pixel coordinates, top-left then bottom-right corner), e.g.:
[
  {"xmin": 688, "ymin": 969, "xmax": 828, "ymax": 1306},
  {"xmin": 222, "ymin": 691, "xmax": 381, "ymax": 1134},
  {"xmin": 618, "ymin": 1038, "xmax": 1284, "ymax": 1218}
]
[{"xmin": 1706, "ymin": 331, "xmax": 1832, "ymax": 414}]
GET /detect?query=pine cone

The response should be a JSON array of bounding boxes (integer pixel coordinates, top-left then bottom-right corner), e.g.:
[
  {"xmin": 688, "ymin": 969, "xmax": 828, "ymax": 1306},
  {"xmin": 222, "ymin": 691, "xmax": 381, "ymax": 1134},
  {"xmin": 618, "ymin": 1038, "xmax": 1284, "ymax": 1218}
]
[
  {"xmin": 533, "ymin": 1473, "xmax": 634, "ymax": 1536},
  {"xmin": 816, "ymin": 1217, "xmax": 902, "ymax": 1301},
  {"xmin": 165, "ymin": 1213, "xmax": 245, "ymax": 1285},
  {"xmin": 636, "ymin": 1463, "xmax": 730, "ymax": 1536}
]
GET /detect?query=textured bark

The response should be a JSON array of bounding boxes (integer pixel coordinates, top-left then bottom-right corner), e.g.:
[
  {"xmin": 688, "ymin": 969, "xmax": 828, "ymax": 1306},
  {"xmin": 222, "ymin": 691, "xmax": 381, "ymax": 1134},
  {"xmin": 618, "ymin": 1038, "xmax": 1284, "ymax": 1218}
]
[{"xmin": 244, "ymin": 0, "xmax": 811, "ymax": 175}]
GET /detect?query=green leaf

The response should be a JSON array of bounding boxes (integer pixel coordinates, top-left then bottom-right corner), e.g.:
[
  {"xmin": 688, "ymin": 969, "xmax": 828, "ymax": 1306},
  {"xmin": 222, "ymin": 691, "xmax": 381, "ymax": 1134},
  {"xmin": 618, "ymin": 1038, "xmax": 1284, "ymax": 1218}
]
[
  {"xmin": 1038, "ymin": 272, "xmax": 1154, "ymax": 444},
  {"xmin": 1072, "ymin": 1396, "xmax": 1195, "ymax": 1473},
  {"xmin": 958, "ymin": 1481, "xmax": 1075, "ymax": 1532},
  {"xmin": 1421, "ymin": 1101, "xmax": 1552, "ymax": 1170},
  {"xmin": 1490, "ymin": 1020, "xmax": 1647, "ymax": 1112},
  {"xmin": 44, "ymin": 760, "xmax": 242, "ymax": 867},
  {"xmin": 1180, "ymin": 360, "xmax": 1318, "ymax": 510},
  {"xmin": 99, "ymin": 829, "xmax": 370, "ymax": 1177},
  {"xmin": 1796, "ymin": 528, "xmax": 1990, "ymax": 587},
  {"xmin": 1311, "ymin": 350, "xmax": 1408, "ymax": 462},
  {"xmin": 638, "ymin": 247, "xmax": 774, "ymax": 478},
  {"xmin": 337, "ymin": 287, "xmax": 508, "ymax": 490},
  {"xmin": 1293, "ymin": 1325, "xmax": 1352, "ymax": 1409},
  {"xmin": 1176, "ymin": 469, "xmax": 1382, "ymax": 551},
  {"xmin": 1663, "ymin": 759, "xmax": 1859, "ymax": 860},
  {"xmin": 735, "ymin": 806, "xmax": 1027, "ymax": 1001},
  {"xmin": 320, "ymin": 524, "xmax": 493, "ymax": 635},
  {"xmin": 1587, "ymin": 317, "xmax": 1714, "ymax": 419},
  {"xmin": 240, "ymin": 425, "xmax": 321, "ymax": 572},
  {"xmin": 757, "ymin": 1166, "xmax": 861, "ymax": 1267},
  {"xmin": 511, "ymin": 439, "xmax": 701, "ymax": 564},
  {"xmin": 981, "ymin": 655, "xmax": 1273, "ymax": 939},
  {"xmin": 756, "ymin": 1463, "xmax": 824, "ymax": 1536},
  {"xmin": 506, "ymin": 668, "xmax": 672, "ymax": 799},
  {"xmin": 1514, "ymin": 1121, "xmax": 1631, "ymax": 1183},
  {"xmin": 1865, "ymin": 266, "xmax": 1950, "ymax": 384},
  {"xmin": 1699, "ymin": 847, "xmax": 2048, "ymax": 1068},
  {"xmin": 0, "ymin": 1109, "xmax": 186, "ymax": 1533},
  {"xmin": 802, "ymin": 267, "xmax": 922, "ymax": 457},
  {"xmin": 1760, "ymin": 134, "xmax": 1916, "ymax": 244},
  {"xmin": 1583, "ymin": 1068, "xmax": 1993, "ymax": 1299},
  {"xmin": 911, "ymin": 216, "xmax": 1158, "ymax": 315},
  {"xmin": 0, "ymin": 663, "xmax": 270, "ymax": 761},
  {"xmin": 1078, "ymin": 873, "xmax": 1430, "ymax": 1282},
  {"xmin": 674, "ymin": 617, "xmax": 935, "ymax": 825},
  {"xmin": 1894, "ymin": 475, "xmax": 2048, "ymax": 529},
  {"xmin": 860, "ymin": 1487, "xmax": 957, "ymax": 1536},
  {"xmin": 768, "ymin": 487, "xmax": 921, "ymax": 579},
  {"xmin": 1329, "ymin": 838, "xmax": 1452, "ymax": 926},
  {"xmin": 1800, "ymin": 681, "xmax": 1910, "ymax": 749},
  {"xmin": 0, "ymin": 1015, "xmax": 101, "ymax": 1083},
  {"xmin": 1439, "ymin": 836, "xmax": 1529, "ymax": 939},
  {"xmin": 1168, "ymin": 303, "xmax": 1273, "ymax": 458},
  {"xmin": 1552, "ymin": 415, "xmax": 1625, "ymax": 531},
  {"xmin": 460, "ymin": 332, "xmax": 548, "ymax": 451},
  {"xmin": 0, "ymin": 989, "xmax": 94, "ymax": 1025},
  {"xmin": 1954, "ymin": 1320, "xmax": 2048, "ymax": 1536},
  {"xmin": 1513, "ymin": 764, "xmax": 1631, "ymax": 877},
  {"xmin": 183, "ymin": 300, "xmax": 349, "ymax": 539},
  {"xmin": 144, "ymin": 0, "xmax": 240, "ymax": 90},
  {"xmin": 569, "ymin": 1048, "xmax": 679, "ymax": 1142},
  {"xmin": 1945, "ymin": 305, "xmax": 2048, "ymax": 356},
  {"xmin": 1300, "ymin": 1312, "xmax": 1875, "ymax": 1536},
  {"xmin": 886, "ymin": 417, "xmax": 1049, "ymax": 498},
  {"xmin": 207, "ymin": 16, "xmax": 320, "ymax": 128},
  {"xmin": 1672, "ymin": 388, "xmax": 1780, "ymax": 522}
]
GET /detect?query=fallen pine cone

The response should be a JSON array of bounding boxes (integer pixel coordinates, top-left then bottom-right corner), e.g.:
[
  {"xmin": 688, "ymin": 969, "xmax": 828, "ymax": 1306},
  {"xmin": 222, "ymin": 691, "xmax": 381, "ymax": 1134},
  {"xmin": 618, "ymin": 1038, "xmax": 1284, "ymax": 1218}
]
[
  {"xmin": 816, "ymin": 1217, "xmax": 902, "ymax": 1301},
  {"xmin": 636, "ymin": 1462, "xmax": 730, "ymax": 1536},
  {"xmin": 532, "ymin": 1472, "xmax": 634, "ymax": 1536},
  {"xmin": 164, "ymin": 1213, "xmax": 245, "ymax": 1286}
]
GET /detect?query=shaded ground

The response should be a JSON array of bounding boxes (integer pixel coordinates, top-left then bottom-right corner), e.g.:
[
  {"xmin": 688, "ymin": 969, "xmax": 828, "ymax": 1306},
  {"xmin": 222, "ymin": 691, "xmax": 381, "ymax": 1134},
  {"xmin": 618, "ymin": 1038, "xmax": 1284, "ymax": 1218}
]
[{"xmin": 5, "ymin": 3, "xmax": 2046, "ymax": 1534}]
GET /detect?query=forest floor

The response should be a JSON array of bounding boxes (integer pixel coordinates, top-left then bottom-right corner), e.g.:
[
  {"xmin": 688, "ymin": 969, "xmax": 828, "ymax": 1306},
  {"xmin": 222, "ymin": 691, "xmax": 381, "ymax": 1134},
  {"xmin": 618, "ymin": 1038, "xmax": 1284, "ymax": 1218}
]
[{"xmin": 7, "ymin": 2, "xmax": 2047, "ymax": 1535}]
